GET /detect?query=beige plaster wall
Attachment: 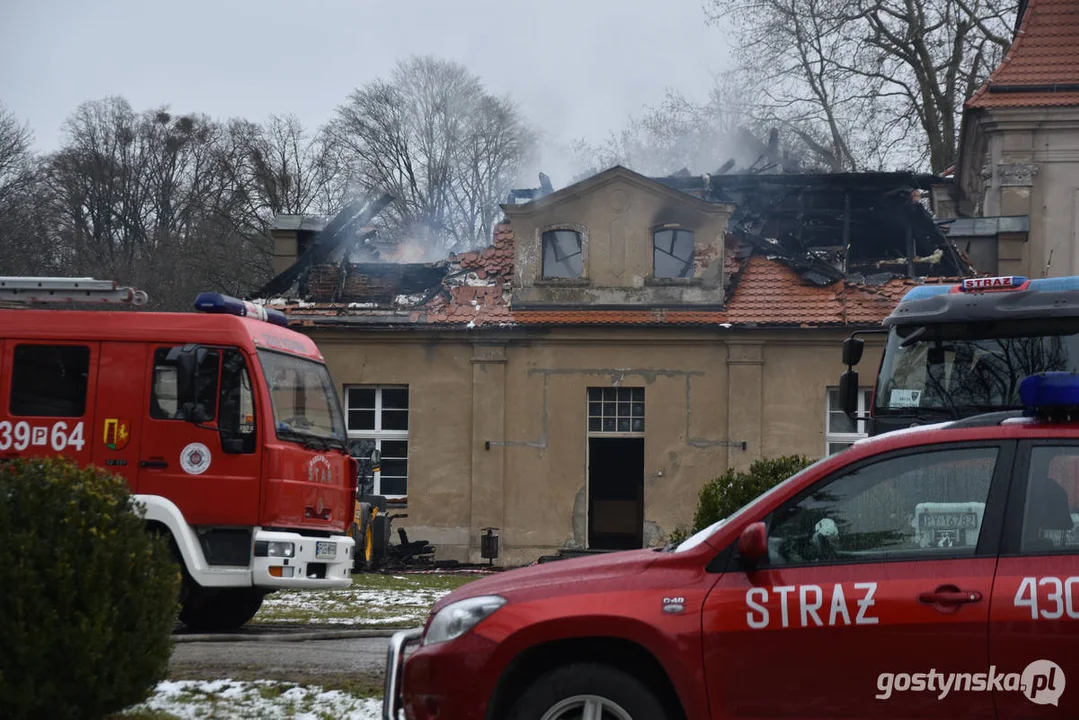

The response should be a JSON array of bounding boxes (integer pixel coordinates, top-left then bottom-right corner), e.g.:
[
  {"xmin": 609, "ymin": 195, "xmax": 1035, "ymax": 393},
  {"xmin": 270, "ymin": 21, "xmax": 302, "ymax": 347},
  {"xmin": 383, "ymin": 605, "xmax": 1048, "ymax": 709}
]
[
  {"xmin": 979, "ymin": 108, "xmax": 1079, "ymax": 279},
  {"xmin": 304, "ymin": 327, "xmax": 882, "ymax": 567},
  {"xmin": 504, "ymin": 170, "xmax": 735, "ymax": 306}
]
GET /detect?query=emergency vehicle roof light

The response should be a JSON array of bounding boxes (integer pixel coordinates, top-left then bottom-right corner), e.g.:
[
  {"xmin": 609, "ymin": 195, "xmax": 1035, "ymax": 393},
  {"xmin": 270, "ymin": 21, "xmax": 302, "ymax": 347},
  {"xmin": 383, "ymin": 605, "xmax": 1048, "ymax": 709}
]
[
  {"xmin": 958, "ymin": 275, "xmax": 1029, "ymax": 292},
  {"xmin": 194, "ymin": 292, "xmax": 289, "ymax": 328},
  {"xmin": 1019, "ymin": 372, "xmax": 1079, "ymax": 419}
]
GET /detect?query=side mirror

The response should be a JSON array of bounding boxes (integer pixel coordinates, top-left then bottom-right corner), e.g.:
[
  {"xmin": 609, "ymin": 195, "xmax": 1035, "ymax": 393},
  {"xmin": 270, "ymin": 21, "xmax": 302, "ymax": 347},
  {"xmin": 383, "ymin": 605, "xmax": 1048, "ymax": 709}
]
[
  {"xmin": 738, "ymin": 521, "xmax": 768, "ymax": 562},
  {"xmin": 369, "ymin": 448, "xmax": 381, "ymax": 473},
  {"xmin": 167, "ymin": 344, "xmax": 199, "ymax": 407},
  {"xmin": 842, "ymin": 336, "xmax": 865, "ymax": 367},
  {"xmin": 838, "ymin": 369, "xmax": 860, "ymax": 418}
]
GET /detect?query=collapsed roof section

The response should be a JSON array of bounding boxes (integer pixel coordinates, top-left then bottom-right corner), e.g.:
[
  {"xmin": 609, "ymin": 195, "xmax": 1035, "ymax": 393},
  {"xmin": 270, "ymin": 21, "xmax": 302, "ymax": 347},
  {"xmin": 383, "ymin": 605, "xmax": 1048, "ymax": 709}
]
[{"xmin": 657, "ymin": 171, "xmax": 974, "ymax": 285}]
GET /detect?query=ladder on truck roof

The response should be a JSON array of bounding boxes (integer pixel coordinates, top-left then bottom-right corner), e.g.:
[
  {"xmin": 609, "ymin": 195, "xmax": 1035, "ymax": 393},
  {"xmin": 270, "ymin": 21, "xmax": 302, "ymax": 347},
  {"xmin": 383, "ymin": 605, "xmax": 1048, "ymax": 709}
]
[{"xmin": 0, "ymin": 277, "xmax": 149, "ymax": 306}]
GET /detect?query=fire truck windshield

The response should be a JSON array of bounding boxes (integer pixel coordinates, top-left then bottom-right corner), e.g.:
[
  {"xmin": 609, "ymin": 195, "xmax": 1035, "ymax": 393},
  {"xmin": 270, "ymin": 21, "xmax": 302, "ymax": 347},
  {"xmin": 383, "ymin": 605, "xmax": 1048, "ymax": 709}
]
[
  {"xmin": 875, "ymin": 317, "xmax": 1079, "ymax": 418},
  {"xmin": 258, "ymin": 349, "xmax": 346, "ymax": 450}
]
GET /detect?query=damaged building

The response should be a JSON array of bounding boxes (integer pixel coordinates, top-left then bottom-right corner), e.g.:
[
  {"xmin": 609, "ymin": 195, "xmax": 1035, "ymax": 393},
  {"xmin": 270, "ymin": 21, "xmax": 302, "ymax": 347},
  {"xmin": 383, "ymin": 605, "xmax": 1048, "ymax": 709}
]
[{"xmin": 260, "ymin": 164, "xmax": 980, "ymax": 566}]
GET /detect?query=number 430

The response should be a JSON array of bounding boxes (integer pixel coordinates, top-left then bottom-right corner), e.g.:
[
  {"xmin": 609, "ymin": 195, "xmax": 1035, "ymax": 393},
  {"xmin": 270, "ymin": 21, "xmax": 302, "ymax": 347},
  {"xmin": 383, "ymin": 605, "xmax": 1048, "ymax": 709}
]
[{"xmin": 1014, "ymin": 576, "xmax": 1079, "ymax": 619}]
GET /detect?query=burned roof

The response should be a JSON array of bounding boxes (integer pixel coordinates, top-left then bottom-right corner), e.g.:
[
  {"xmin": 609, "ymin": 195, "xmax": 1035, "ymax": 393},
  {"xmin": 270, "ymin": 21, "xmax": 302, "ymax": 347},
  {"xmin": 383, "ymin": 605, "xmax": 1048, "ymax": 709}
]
[
  {"xmin": 258, "ymin": 167, "xmax": 973, "ymax": 332},
  {"xmin": 655, "ymin": 171, "xmax": 973, "ymax": 283},
  {"xmin": 264, "ymin": 222, "xmax": 964, "ymax": 332}
]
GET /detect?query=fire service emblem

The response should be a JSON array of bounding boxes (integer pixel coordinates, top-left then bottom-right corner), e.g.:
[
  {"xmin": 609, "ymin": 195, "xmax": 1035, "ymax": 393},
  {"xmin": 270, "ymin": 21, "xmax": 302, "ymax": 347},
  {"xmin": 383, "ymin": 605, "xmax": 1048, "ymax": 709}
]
[{"xmin": 308, "ymin": 454, "xmax": 333, "ymax": 484}]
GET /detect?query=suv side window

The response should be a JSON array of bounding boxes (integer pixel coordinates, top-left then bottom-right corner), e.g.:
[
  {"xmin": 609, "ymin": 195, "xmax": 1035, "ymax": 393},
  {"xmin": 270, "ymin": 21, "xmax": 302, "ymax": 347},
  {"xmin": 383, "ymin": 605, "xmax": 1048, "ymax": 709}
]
[
  {"xmin": 766, "ymin": 446, "xmax": 999, "ymax": 566},
  {"xmin": 10, "ymin": 344, "xmax": 91, "ymax": 417},
  {"xmin": 1019, "ymin": 446, "xmax": 1079, "ymax": 554}
]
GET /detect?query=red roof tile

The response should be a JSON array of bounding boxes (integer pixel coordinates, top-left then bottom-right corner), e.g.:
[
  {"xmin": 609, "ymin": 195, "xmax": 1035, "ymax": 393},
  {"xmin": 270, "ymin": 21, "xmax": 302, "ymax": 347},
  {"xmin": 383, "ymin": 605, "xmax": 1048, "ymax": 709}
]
[{"xmin": 967, "ymin": 0, "xmax": 1079, "ymax": 109}]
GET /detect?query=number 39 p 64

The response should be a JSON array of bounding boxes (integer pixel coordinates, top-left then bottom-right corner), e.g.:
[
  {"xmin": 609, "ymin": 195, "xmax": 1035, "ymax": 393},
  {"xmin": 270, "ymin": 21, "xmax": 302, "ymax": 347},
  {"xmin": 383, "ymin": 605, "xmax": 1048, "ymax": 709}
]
[{"xmin": 0, "ymin": 420, "xmax": 86, "ymax": 452}]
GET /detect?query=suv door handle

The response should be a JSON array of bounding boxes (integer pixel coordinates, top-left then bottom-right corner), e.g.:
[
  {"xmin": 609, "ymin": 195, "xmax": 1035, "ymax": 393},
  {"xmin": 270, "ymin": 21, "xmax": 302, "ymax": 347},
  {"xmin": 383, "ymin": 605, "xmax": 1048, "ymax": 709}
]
[
  {"xmin": 919, "ymin": 585, "xmax": 983, "ymax": 606},
  {"xmin": 139, "ymin": 459, "xmax": 169, "ymax": 469}
]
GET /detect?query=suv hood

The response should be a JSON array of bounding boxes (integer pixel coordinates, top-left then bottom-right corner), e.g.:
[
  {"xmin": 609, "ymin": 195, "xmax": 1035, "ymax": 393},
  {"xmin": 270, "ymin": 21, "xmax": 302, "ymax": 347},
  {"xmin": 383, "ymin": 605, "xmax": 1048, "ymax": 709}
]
[{"xmin": 430, "ymin": 549, "xmax": 660, "ymax": 613}]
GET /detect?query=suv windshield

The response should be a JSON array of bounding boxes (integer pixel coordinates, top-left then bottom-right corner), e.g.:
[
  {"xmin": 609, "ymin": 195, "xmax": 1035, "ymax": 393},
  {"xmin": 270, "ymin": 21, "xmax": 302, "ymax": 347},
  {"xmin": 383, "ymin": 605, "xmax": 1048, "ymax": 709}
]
[
  {"xmin": 875, "ymin": 317, "xmax": 1079, "ymax": 417},
  {"xmin": 258, "ymin": 349, "xmax": 346, "ymax": 450}
]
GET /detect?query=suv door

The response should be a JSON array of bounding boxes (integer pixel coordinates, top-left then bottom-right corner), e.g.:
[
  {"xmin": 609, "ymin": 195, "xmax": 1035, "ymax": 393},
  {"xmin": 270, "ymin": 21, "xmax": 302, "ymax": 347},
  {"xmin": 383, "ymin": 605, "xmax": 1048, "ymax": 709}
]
[
  {"xmin": 990, "ymin": 440, "xmax": 1079, "ymax": 717},
  {"xmin": 702, "ymin": 441, "xmax": 1014, "ymax": 719}
]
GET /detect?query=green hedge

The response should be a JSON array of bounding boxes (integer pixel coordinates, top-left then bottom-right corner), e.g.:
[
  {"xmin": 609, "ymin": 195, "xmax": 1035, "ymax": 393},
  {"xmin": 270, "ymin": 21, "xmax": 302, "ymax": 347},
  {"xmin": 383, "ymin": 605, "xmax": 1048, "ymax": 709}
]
[
  {"xmin": 0, "ymin": 457, "xmax": 180, "ymax": 720},
  {"xmin": 668, "ymin": 455, "xmax": 817, "ymax": 544}
]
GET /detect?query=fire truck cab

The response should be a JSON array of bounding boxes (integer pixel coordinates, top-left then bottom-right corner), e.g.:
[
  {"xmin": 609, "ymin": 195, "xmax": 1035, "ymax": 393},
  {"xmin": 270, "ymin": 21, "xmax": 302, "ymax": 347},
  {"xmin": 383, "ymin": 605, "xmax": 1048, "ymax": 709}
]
[{"xmin": 0, "ymin": 277, "xmax": 358, "ymax": 631}]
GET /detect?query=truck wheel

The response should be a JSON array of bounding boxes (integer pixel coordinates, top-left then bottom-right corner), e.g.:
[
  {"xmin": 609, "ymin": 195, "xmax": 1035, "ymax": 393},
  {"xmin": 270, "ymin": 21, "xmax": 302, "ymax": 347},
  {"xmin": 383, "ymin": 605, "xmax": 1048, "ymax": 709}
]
[
  {"xmin": 179, "ymin": 587, "xmax": 265, "ymax": 632},
  {"xmin": 507, "ymin": 663, "xmax": 668, "ymax": 720}
]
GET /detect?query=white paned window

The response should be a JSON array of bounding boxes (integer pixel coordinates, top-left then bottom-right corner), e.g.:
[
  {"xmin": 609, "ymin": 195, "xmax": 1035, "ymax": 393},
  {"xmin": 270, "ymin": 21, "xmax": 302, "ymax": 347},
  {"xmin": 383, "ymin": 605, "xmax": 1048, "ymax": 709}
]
[
  {"xmin": 345, "ymin": 386, "xmax": 409, "ymax": 497},
  {"xmin": 588, "ymin": 387, "xmax": 645, "ymax": 435},
  {"xmin": 826, "ymin": 387, "xmax": 873, "ymax": 456}
]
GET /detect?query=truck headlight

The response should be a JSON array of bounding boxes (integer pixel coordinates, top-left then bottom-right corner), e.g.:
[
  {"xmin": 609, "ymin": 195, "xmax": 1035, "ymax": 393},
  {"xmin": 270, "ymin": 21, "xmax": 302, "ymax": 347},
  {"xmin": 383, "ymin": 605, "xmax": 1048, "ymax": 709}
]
[
  {"xmin": 422, "ymin": 595, "xmax": 506, "ymax": 646},
  {"xmin": 254, "ymin": 541, "xmax": 295, "ymax": 558}
]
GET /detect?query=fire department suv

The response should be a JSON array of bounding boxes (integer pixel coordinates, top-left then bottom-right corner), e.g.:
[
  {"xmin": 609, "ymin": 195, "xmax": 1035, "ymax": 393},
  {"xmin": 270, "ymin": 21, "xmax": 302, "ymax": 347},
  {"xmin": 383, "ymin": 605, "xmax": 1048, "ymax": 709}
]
[
  {"xmin": 385, "ymin": 371, "xmax": 1078, "ymax": 719},
  {"xmin": 0, "ymin": 277, "xmax": 357, "ymax": 631}
]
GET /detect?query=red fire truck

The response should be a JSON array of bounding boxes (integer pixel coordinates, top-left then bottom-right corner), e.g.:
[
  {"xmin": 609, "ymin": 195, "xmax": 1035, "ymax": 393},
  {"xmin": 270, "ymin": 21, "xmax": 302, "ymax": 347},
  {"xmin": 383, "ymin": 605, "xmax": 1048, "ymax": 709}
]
[{"xmin": 0, "ymin": 277, "xmax": 359, "ymax": 631}]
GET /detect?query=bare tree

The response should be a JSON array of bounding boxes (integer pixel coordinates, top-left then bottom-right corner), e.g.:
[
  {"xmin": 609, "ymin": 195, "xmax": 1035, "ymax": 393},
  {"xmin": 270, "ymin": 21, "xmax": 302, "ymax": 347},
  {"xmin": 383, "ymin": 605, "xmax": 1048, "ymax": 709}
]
[
  {"xmin": 0, "ymin": 104, "xmax": 34, "ymax": 204},
  {"xmin": 0, "ymin": 104, "xmax": 55, "ymax": 275},
  {"xmin": 40, "ymin": 97, "xmax": 273, "ymax": 309},
  {"xmin": 324, "ymin": 55, "xmax": 537, "ymax": 254},
  {"xmin": 707, "ymin": 0, "xmax": 1016, "ymax": 173}
]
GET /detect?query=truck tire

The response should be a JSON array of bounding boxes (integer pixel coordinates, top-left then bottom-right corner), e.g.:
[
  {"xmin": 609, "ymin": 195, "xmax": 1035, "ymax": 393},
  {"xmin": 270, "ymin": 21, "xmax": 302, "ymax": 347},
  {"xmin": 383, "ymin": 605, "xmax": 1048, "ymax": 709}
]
[
  {"xmin": 507, "ymin": 663, "xmax": 669, "ymax": 720},
  {"xmin": 179, "ymin": 586, "xmax": 266, "ymax": 633}
]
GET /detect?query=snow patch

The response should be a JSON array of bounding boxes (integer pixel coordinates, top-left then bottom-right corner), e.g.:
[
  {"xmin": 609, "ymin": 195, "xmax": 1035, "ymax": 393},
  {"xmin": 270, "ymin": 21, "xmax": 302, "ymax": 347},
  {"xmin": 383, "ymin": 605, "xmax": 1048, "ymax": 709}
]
[{"xmin": 123, "ymin": 679, "xmax": 381, "ymax": 719}]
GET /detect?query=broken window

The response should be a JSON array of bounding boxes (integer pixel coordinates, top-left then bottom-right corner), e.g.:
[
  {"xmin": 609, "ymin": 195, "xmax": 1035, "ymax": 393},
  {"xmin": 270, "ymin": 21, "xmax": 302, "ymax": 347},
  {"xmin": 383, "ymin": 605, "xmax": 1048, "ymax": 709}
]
[
  {"xmin": 588, "ymin": 387, "xmax": 644, "ymax": 434},
  {"xmin": 653, "ymin": 228, "xmax": 695, "ymax": 278},
  {"xmin": 346, "ymin": 386, "xmax": 409, "ymax": 497},
  {"xmin": 542, "ymin": 229, "xmax": 583, "ymax": 278}
]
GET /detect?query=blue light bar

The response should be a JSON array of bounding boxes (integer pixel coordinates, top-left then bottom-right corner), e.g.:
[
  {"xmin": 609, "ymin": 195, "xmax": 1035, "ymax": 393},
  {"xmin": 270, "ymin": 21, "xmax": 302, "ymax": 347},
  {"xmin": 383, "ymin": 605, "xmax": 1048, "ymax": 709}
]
[
  {"xmin": 1026, "ymin": 276, "xmax": 1079, "ymax": 293},
  {"xmin": 194, "ymin": 292, "xmax": 289, "ymax": 328},
  {"xmin": 1020, "ymin": 372, "xmax": 1079, "ymax": 417},
  {"xmin": 900, "ymin": 285, "xmax": 954, "ymax": 302}
]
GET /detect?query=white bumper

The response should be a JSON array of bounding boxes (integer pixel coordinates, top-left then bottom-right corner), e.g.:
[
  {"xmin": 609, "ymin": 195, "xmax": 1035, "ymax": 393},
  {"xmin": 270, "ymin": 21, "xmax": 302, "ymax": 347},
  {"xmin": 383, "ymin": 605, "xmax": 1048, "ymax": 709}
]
[{"xmin": 252, "ymin": 529, "xmax": 355, "ymax": 589}]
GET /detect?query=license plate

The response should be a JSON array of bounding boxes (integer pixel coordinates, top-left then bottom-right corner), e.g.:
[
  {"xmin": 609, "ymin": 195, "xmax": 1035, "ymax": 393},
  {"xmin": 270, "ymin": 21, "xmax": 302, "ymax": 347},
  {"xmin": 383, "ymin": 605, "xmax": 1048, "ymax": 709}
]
[
  {"xmin": 315, "ymin": 541, "xmax": 337, "ymax": 560},
  {"xmin": 920, "ymin": 513, "xmax": 977, "ymax": 529}
]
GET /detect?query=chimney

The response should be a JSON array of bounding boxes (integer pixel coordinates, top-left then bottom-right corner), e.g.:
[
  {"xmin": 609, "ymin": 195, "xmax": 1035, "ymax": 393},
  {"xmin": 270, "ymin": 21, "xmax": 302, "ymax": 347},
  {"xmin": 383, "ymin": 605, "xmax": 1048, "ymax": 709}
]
[{"xmin": 270, "ymin": 214, "xmax": 324, "ymax": 275}]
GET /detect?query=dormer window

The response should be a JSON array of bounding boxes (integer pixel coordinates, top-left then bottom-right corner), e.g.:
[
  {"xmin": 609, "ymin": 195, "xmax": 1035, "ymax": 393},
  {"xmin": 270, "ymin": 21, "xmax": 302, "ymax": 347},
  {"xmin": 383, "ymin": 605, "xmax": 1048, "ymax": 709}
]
[
  {"xmin": 653, "ymin": 228, "xmax": 695, "ymax": 279},
  {"xmin": 542, "ymin": 229, "xmax": 583, "ymax": 278}
]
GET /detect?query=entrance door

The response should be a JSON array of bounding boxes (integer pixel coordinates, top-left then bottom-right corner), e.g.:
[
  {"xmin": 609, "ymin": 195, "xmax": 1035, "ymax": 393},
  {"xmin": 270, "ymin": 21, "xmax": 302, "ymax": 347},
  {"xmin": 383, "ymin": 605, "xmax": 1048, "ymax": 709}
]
[{"xmin": 588, "ymin": 437, "xmax": 644, "ymax": 550}]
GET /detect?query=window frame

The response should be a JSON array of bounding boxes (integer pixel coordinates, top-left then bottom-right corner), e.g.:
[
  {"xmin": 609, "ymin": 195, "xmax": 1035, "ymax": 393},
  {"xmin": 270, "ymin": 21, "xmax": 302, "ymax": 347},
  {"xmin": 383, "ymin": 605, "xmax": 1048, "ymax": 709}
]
[
  {"xmin": 652, "ymin": 226, "xmax": 696, "ymax": 279},
  {"xmin": 825, "ymin": 386, "xmax": 874, "ymax": 455},
  {"xmin": 539, "ymin": 225, "xmax": 587, "ymax": 280},
  {"xmin": 148, "ymin": 345, "xmax": 221, "ymax": 423},
  {"xmin": 1001, "ymin": 439, "xmax": 1079, "ymax": 557},
  {"xmin": 344, "ymin": 385, "xmax": 409, "ymax": 498},
  {"xmin": 8, "ymin": 342, "xmax": 93, "ymax": 419},
  {"xmin": 737, "ymin": 440, "xmax": 1017, "ymax": 571},
  {"xmin": 587, "ymin": 386, "xmax": 645, "ymax": 437}
]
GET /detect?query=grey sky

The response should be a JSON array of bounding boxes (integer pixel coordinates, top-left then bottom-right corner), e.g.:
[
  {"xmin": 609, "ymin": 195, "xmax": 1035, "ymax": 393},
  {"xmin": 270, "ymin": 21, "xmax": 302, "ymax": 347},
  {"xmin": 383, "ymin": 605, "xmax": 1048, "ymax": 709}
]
[{"xmin": 1, "ymin": 0, "xmax": 732, "ymax": 188}]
